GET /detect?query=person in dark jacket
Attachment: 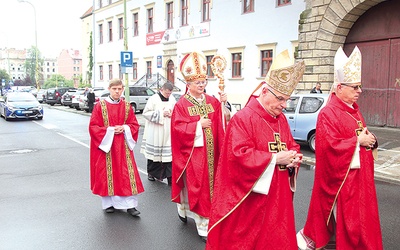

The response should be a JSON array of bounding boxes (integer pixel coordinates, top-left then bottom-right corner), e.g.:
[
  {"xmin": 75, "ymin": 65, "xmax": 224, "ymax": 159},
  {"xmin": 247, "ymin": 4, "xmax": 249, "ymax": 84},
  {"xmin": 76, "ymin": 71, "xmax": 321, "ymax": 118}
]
[{"xmin": 87, "ymin": 88, "xmax": 96, "ymax": 113}]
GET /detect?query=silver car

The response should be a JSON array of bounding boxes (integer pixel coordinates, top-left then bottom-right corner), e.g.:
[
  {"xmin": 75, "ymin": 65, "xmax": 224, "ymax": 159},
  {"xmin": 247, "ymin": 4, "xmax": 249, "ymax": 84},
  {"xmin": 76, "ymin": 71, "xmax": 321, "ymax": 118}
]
[{"xmin": 283, "ymin": 93, "xmax": 329, "ymax": 152}]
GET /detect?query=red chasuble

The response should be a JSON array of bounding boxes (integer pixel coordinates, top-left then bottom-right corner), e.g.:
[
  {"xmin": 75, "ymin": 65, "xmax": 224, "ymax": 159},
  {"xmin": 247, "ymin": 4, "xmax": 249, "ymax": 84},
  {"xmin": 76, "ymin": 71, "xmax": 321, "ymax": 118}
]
[
  {"xmin": 303, "ymin": 93, "xmax": 383, "ymax": 249},
  {"xmin": 170, "ymin": 94, "xmax": 225, "ymax": 217},
  {"xmin": 89, "ymin": 100, "xmax": 144, "ymax": 197},
  {"xmin": 206, "ymin": 97, "xmax": 300, "ymax": 250}
]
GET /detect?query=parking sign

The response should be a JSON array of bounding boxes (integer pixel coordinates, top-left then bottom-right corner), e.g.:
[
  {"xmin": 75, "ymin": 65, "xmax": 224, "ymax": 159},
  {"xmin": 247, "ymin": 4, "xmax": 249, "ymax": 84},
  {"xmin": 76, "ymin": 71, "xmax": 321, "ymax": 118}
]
[{"xmin": 121, "ymin": 51, "xmax": 133, "ymax": 67}]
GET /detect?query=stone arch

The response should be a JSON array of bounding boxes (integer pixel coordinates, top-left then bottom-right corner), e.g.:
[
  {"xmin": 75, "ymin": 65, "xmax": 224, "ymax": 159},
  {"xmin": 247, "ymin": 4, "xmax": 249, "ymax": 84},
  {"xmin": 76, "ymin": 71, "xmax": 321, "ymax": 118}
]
[{"xmin": 298, "ymin": 0, "xmax": 386, "ymax": 92}]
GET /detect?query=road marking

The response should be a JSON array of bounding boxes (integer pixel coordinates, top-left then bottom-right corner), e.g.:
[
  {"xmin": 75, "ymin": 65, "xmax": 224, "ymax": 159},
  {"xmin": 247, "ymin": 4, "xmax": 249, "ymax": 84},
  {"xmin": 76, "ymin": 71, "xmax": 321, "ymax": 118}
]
[
  {"xmin": 33, "ymin": 120, "xmax": 151, "ymax": 177},
  {"xmin": 57, "ymin": 132, "xmax": 89, "ymax": 148}
]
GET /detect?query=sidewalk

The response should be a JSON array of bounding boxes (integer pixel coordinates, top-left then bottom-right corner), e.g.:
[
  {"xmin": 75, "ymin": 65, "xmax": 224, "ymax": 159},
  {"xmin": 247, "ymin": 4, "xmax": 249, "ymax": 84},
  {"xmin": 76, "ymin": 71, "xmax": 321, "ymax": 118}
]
[{"xmin": 50, "ymin": 105, "xmax": 400, "ymax": 185}]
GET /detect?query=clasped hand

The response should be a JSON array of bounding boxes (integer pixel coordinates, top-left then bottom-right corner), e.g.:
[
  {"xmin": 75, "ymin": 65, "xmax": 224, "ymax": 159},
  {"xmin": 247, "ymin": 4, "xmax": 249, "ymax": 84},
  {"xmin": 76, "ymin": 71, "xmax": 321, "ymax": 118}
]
[
  {"xmin": 358, "ymin": 127, "xmax": 376, "ymax": 148},
  {"xmin": 276, "ymin": 150, "xmax": 303, "ymax": 168},
  {"xmin": 114, "ymin": 125, "xmax": 124, "ymax": 134}
]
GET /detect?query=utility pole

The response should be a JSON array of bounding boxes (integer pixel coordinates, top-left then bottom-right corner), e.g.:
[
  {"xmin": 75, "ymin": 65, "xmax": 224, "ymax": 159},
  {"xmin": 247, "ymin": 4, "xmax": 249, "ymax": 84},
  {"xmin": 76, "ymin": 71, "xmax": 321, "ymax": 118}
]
[
  {"xmin": 123, "ymin": 0, "xmax": 130, "ymax": 102},
  {"xmin": 18, "ymin": 0, "xmax": 39, "ymax": 90}
]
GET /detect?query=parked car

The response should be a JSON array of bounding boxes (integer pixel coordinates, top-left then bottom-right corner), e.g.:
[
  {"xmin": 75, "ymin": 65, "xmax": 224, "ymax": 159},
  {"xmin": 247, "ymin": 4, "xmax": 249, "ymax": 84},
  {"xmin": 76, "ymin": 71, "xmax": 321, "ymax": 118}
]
[
  {"xmin": 283, "ymin": 93, "xmax": 329, "ymax": 152},
  {"xmin": 61, "ymin": 89, "xmax": 77, "ymax": 107},
  {"xmin": 36, "ymin": 89, "xmax": 47, "ymax": 103},
  {"xmin": 80, "ymin": 89, "xmax": 105, "ymax": 112},
  {"xmin": 46, "ymin": 87, "xmax": 72, "ymax": 106},
  {"xmin": 71, "ymin": 89, "xmax": 86, "ymax": 110},
  {"xmin": 0, "ymin": 92, "xmax": 44, "ymax": 121},
  {"xmin": 98, "ymin": 86, "xmax": 155, "ymax": 113}
]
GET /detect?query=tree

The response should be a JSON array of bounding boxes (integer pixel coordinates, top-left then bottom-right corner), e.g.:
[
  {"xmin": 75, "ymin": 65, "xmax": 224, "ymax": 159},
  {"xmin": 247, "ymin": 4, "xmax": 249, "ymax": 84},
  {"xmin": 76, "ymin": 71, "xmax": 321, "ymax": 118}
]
[
  {"xmin": 23, "ymin": 46, "xmax": 43, "ymax": 88},
  {"xmin": 86, "ymin": 31, "xmax": 94, "ymax": 86},
  {"xmin": 0, "ymin": 69, "xmax": 10, "ymax": 92},
  {"xmin": 43, "ymin": 74, "xmax": 74, "ymax": 89}
]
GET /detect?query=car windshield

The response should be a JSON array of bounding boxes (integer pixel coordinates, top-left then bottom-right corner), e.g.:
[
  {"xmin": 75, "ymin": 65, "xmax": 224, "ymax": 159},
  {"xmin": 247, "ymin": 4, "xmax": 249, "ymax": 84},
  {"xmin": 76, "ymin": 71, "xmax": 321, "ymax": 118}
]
[{"xmin": 8, "ymin": 93, "xmax": 37, "ymax": 102}]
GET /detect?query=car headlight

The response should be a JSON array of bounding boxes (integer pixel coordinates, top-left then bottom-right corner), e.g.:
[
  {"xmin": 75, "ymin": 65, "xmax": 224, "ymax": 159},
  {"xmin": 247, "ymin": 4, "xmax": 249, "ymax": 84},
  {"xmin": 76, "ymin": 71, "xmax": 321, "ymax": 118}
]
[{"xmin": 7, "ymin": 105, "xmax": 16, "ymax": 111}]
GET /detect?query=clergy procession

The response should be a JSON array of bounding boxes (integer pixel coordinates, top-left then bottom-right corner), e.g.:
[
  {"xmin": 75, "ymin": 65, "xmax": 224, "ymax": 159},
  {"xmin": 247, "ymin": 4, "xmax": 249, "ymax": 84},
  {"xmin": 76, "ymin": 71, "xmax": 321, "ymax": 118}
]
[{"xmin": 88, "ymin": 48, "xmax": 383, "ymax": 249}]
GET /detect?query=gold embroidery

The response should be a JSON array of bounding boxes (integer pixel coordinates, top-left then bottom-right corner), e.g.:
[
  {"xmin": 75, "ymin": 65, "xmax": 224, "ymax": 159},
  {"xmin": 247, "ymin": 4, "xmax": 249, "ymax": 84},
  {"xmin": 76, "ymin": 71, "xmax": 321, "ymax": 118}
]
[
  {"xmin": 268, "ymin": 133, "xmax": 288, "ymax": 170},
  {"xmin": 184, "ymin": 94, "xmax": 216, "ymax": 198},
  {"xmin": 100, "ymin": 100, "xmax": 114, "ymax": 196}
]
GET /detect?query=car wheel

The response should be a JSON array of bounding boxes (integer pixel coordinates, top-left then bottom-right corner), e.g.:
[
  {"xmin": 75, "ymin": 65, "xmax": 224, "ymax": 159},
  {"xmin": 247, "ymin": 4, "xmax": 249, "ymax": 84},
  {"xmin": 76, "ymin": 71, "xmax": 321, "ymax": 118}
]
[
  {"xmin": 308, "ymin": 133, "xmax": 316, "ymax": 152},
  {"xmin": 130, "ymin": 103, "xmax": 137, "ymax": 113},
  {"xmin": 38, "ymin": 117, "xmax": 43, "ymax": 120},
  {"xmin": 50, "ymin": 103, "xmax": 55, "ymax": 106}
]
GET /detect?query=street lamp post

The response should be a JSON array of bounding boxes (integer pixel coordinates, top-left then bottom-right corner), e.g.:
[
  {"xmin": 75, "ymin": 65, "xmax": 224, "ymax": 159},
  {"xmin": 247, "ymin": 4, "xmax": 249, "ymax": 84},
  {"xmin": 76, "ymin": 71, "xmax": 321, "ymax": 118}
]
[{"xmin": 18, "ymin": 0, "xmax": 39, "ymax": 90}]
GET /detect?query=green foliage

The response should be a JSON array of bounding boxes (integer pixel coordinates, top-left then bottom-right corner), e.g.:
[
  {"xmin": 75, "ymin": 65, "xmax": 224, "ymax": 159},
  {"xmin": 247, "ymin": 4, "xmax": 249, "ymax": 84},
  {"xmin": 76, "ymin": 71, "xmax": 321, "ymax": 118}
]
[
  {"xmin": 0, "ymin": 69, "xmax": 10, "ymax": 83},
  {"xmin": 87, "ymin": 32, "xmax": 94, "ymax": 85},
  {"xmin": 23, "ymin": 46, "xmax": 43, "ymax": 88},
  {"xmin": 43, "ymin": 74, "xmax": 74, "ymax": 88}
]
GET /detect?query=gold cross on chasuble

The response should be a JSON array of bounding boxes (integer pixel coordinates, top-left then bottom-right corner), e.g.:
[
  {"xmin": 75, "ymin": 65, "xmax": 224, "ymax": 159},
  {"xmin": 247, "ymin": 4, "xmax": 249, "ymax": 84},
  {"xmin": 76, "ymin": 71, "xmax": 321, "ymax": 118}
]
[
  {"xmin": 268, "ymin": 133, "xmax": 288, "ymax": 170},
  {"xmin": 268, "ymin": 133, "xmax": 287, "ymax": 152}
]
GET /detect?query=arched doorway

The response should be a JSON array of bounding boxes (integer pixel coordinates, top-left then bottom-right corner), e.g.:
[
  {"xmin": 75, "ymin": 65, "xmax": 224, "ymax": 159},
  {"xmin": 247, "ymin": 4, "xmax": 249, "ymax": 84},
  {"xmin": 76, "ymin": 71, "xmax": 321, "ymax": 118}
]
[
  {"xmin": 344, "ymin": 0, "xmax": 400, "ymax": 127},
  {"xmin": 166, "ymin": 60, "xmax": 175, "ymax": 84}
]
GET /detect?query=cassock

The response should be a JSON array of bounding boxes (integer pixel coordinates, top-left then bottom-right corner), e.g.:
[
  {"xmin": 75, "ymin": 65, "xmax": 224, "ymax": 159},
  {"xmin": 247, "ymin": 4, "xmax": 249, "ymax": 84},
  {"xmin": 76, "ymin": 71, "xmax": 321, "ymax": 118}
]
[
  {"xmin": 141, "ymin": 92, "xmax": 176, "ymax": 179},
  {"xmin": 302, "ymin": 93, "xmax": 382, "ymax": 249},
  {"xmin": 206, "ymin": 97, "xmax": 300, "ymax": 250},
  {"xmin": 89, "ymin": 98, "xmax": 144, "ymax": 207},
  {"xmin": 171, "ymin": 93, "xmax": 224, "ymax": 218}
]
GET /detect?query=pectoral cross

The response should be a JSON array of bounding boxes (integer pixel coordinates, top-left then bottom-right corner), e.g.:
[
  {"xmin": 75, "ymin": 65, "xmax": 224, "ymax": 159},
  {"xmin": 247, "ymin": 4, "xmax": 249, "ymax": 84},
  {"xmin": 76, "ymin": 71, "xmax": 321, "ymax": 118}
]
[
  {"xmin": 268, "ymin": 133, "xmax": 288, "ymax": 170},
  {"xmin": 355, "ymin": 121, "xmax": 363, "ymax": 136},
  {"xmin": 268, "ymin": 133, "xmax": 287, "ymax": 152}
]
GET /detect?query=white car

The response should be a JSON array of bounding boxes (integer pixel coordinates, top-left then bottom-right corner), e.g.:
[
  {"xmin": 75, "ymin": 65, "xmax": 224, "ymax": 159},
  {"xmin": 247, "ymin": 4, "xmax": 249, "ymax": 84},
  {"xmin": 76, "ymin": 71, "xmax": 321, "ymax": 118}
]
[{"xmin": 71, "ymin": 89, "xmax": 86, "ymax": 110}]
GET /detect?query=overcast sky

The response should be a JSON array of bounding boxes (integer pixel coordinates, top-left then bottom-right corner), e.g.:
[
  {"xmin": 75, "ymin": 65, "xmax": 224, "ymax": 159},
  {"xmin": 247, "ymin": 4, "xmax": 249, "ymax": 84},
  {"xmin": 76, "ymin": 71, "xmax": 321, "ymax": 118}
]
[{"xmin": 0, "ymin": 0, "xmax": 92, "ymax": 58}]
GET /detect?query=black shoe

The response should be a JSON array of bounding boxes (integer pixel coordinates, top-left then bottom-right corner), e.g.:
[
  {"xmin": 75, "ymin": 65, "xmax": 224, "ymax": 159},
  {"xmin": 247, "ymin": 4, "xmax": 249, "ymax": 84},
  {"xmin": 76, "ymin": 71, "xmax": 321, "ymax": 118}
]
[
  {"xmin": 127, "ymin": 207, "xmax": 140, "ymax": 217},
  {"xmin": 167, "ymin": 177, "xmax": 172, "ymax": 186},
  {"xmin": 148, "ymin": 175, "xmax": 155, "ymax": 181},
  {"xmin": 105, "ymin": 206, "xmax": 115, "ymax": 213},
  {"xmin": 199, "ymin": 236, "xmax": 207, "ymax": 243},
  {"xmin": 178, "ymin": 214, "xmax": 187, "ymax": 223}
]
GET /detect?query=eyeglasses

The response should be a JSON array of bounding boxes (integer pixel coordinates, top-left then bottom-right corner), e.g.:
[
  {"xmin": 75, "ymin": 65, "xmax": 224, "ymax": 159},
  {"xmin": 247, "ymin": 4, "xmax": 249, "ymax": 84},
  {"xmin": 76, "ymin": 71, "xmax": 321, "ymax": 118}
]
[
  {"xmin": 341, "ymin": 83, "xmax": 362, "ymax": 90},
  {"xmin": 268, "ymin": 88, "xmax": 288, "ymax": 102},
  {"xmin": 191, "ymin": 81, "xmax": 207, "ymax": 86}
]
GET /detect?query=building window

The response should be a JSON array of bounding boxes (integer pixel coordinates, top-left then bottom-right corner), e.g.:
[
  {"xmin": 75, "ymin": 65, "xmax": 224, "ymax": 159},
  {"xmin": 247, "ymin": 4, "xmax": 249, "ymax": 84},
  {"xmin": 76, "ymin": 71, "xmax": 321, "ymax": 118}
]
[
  {"xmin": 118, "ymin": 17, "xmax": 124, "ymax": 40},
  {"xmin": 108, "ymin": 21, "xmax": 113, "ymax": 42},
  {"xmin": 119, "ymin": 64, "xmax": 123, "ymax": 79},
  {"xmin": 232, "ymin": 53, "xmax": 242, "ymax": 78},
  {"xmin": 99, "ymin": 65, "xmax": 104, "ymax": 80},
  {"xmin": 133, "ymin": 13, "xmax": 139, "ymax": 36},
  {"xmin": 99, "ymin": 24, "xmax": 103, "ymax": 44},
  {"xmin": 261, "ymin": 50, "xmax": 273, "ymax": 77},
  {"xmin": 206, "ymin": 55, "xmax": 215, "ymax": 78},
  {"xmin": 181, "ymin": 0, "xmax": 188, "ymax": 26},
  {"xmin": 108, "ymin": 65, "xmax": 113, "ymax": 80},
  {"xmin": 166, "ymin": 2, "xmax": 174, "ymax": 29},
  {"xmin": 108, "ymin": 0, "xmax": 112, "ymax": 4},
  {"xmin": 146, "ymin": 61, "xmax": 152, "ymax": 79},
  {"xmin": 132, "ymin": 62, "xmax": 137, "ymax": 80},
  {"xmin": 98, "ymin": 0, "xmax": 102, "ymax": 8},
  {"xmin": 147, "ymin": 8, "xmax": 154, "ymax": 33},
  {"xmin": 277, "ymin": 0, "xmax": 291, "ymax": 6},
  {"xmin": 243, "ymin": 0, "xmax": 254, "ymax": 13},
  {"xmin": 202, "ymin": 0, "xmax": 210, "ymax": 22}
]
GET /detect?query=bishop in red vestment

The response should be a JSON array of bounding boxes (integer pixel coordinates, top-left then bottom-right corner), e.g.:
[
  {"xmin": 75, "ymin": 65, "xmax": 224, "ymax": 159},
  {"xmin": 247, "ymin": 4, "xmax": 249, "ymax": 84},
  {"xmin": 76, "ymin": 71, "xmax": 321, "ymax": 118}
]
[
  {"xmin": 297, "ymin": 47, "xmax": 382, "ymax": 249},
  {"xmin": 89, "ymin": 79, "xmax": 144, "ymax": 216},
  {"xmin": 171, "ymin": 51, "xmax": 226, "ymax": 241},
  {"xmin": 206, "ymin": 50, "xmax": 305, "ymax": 249}
]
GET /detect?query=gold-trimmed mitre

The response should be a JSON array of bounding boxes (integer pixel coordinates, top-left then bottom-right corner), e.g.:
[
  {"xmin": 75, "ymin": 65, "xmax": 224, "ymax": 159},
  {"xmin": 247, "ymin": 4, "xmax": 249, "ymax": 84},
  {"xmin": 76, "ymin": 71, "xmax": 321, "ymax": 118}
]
[
  {"xmin": 180, "ymin": 51, "xmax": 207, "ymax": 82},
  {"xmin": 264, "ymin": 50, "xmax": 305, "ymax": 96},
  {"xmin": 334, "ymin": 46, "xmax": 362, "ymax": 84}
]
